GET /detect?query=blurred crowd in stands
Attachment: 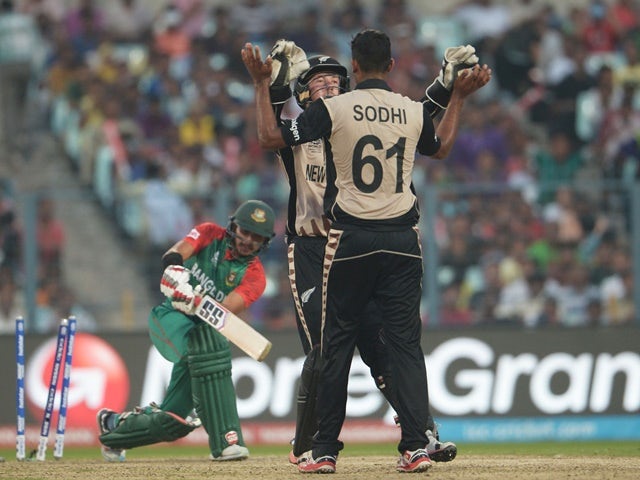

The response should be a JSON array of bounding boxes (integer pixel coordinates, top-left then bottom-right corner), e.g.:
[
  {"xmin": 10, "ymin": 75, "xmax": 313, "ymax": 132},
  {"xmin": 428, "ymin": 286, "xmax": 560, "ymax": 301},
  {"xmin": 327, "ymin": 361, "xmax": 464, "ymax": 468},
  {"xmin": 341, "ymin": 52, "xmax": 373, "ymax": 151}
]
[{"xmin": 1, "ymin": 0, "xmax": 640, "ymax": 332}]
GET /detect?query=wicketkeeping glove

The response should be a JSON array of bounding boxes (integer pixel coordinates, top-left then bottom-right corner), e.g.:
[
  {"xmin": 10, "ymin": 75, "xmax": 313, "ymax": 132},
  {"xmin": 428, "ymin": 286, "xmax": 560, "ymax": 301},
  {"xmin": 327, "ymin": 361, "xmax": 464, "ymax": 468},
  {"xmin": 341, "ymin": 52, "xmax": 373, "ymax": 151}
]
[
  {"xmin": 425, "ymin": 44, "xmax": 479, "ymax": 113},
  {"xmin": 160, "ymin": 265, "xmax": 191, "ymax": 299},
  {"xmin": 269, "ymin": 39, "xmax": 311, "ymax": 87},
  {"xmin": 437, "ymin": 45, "xmax": 479, "ymax": 91}
]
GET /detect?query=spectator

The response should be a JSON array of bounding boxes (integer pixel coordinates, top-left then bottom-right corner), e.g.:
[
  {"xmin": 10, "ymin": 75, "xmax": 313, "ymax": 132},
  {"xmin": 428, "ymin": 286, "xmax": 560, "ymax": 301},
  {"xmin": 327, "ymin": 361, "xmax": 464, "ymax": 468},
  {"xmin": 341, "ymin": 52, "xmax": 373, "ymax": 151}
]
[
  {"xmin": 533, "ymin": 130, "xmax": 585, "ymax": 203},
  {"xmin": 537, "ymin": 296, "xmax": 560, "ymax": 327},
  {"xmin": 542, "ymin": 186, "xmax": 585, "ymax": 243},
  {"xmin": 136, "ymin": 94, "xmax": 173, "ymax": 142},
  {"xmin": 452, "ymin": 0, "xmax": 512, "ymax": 54},
  {"xmin": 36, "ymin": 196, "xmax": 65, "ymax": 279},
  {"xmin": 228, "ymin": 0, "xmax": 277, "ymax": 44},
  {"xmin": 493, "ymin": 14, "xmax": 541, "ymax": 98},
  {"xmin": 469, "ymin": 257, "xmax": 503, "ymax": 324},
  {"xmin": 547, "ymin": 41, "xmax": 595, "ymax": 142},
  {"xmin": 0, "ymin": 267, "xmax": 24, "ymax": 333},
  {"xmin": 0, "ymin": 0, "xmax": 43, "ymax": 148},
  {"xmin": 581, "ymin": 1, "xmax": 618, "ymax": 54},
  {"xmin": 609, "ymin": 0, "xmax": 639, "ymax": 36},
  {"xmin": 162, "ymin": 76, "xmax": 189, "ymax": 124},
  {"xmin": 447, "ymin": 103, "xmax": 509, "ymax": 182},
  {"xmin": 34, "ymin": 280, "xmax": 96, "ymax": 332},
  {"xmin": 65, "ymin": 0, "xmax": 104, "ymax": 60},
  {"xmin": 286, "ymin": 7, "xmax": 324, "ymax": 54},
  {"xmin": 18, "ymin": 0, "xmax": 66, "ymax": 28},
  {"xmin": 153, "ymin": 5, "xmax": 191, "ymax": 62},
  {"xmin": 600, "ymin": 249, "xmax": 635, "ymax": 325},
  {"xmin": 585, "ymin": 298, "xmax": 605, "ymax": 327},
  {"xmin": 596, "ymin": 83, "xmax": 640, "ymax": 177},
  {"xmin": 0, "ymin": 197, "xmax": 22, "ymax": 276},
  {"xmin": 439, "ymin": 280, "xmax": 473, "ymax": 328},
  {"xmin": 521, "ymin": 270, "xmax": 550, "ymax": 328},
  {"xmin": 171, "ymin": 0, "xmax": 208, "ymax": 40},
  {"xmin": 575, "ymin": 64, "xmax": 623, "ymax": 144},
  {"xmin": 613, "ymin": 36, "xmax": 640, "ymax": 87},
  {"xmin": 199, "ymin": 6, "xmax": 247, "ymax": 77},
  {"xmin": 64, "ymin": 0, "xmax": 103, "ymax": 39},
  {"xmin": 547, "ymin": 262, "xmax": 600, "ymax": 327},
  {"xmin": 102, "ymin": 0, "xmax": 155, "ymax": 43}
]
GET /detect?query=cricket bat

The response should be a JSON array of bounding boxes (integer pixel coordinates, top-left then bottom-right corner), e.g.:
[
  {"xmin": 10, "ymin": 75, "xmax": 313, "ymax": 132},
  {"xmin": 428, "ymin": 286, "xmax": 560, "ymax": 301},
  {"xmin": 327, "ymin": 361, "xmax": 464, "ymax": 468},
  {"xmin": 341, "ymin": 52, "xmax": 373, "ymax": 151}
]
[{"xmin": 193, "ymin": 293, "xmax": 272, "ymax": 361}]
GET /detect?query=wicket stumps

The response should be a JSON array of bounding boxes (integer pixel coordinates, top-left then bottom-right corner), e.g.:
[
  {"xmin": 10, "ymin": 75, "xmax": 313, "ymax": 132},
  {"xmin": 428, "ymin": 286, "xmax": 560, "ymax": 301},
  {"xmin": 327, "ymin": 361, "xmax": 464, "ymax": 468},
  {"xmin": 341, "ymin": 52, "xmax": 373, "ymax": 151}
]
[
  {"xmin": 54, "ymin": 316, "xmax": 77, "ymax": 459},
  {"xmin": 16, "ymin": 316, "xmax": 77, "ymax": 461},
  {"xmin": 15, "ymin": 317, "xmax": 25, "ymax": 461}
]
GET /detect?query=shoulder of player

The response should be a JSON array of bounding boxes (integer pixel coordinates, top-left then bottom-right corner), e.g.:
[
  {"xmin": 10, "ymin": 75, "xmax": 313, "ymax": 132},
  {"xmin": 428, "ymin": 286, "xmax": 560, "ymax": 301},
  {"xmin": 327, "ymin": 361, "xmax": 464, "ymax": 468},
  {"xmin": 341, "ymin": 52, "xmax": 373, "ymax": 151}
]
[
  {"xmin": 245, "ymin": 256, "xmax": 266, "ymax": 275},
  {"xmin": 186, "ymin": 222, "xmax": 226, "ymax": 243}
]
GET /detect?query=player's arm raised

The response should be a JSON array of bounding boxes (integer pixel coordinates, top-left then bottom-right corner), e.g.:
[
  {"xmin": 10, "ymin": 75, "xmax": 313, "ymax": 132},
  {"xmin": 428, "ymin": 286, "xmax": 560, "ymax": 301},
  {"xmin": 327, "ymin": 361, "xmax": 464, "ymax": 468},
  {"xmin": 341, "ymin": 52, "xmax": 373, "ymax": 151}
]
[
  {"xmin": 423, "ymin": 45, "xmax": 479, "ymax": 118},
  {"xmin": 431, "ymin": 64, "xmax": 492, "ymax": 160},
  {"xmin": 242, "ymin": 43, "xmax": 288, "ymax": 150}
]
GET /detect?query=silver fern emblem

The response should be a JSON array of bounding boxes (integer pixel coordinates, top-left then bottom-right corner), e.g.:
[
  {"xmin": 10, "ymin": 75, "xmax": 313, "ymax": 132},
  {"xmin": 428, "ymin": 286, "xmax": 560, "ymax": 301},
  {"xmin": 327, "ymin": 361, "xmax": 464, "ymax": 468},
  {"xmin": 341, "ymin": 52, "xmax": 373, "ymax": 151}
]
[{"xmin": 300, "ymin": 287, "xmax": 316, "ymax": 304}]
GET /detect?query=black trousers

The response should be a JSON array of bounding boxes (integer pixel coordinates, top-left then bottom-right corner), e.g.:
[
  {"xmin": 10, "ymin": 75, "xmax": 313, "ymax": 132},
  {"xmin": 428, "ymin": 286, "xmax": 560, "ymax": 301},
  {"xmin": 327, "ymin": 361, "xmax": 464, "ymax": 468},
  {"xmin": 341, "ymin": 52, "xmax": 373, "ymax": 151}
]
[
  {"xmin": 314, "ymin": 227, "xmax": 429, "ymax": 456},
  {"xmin": 288, "ymin": 235, "xmax": 392, "ymax": 374}
]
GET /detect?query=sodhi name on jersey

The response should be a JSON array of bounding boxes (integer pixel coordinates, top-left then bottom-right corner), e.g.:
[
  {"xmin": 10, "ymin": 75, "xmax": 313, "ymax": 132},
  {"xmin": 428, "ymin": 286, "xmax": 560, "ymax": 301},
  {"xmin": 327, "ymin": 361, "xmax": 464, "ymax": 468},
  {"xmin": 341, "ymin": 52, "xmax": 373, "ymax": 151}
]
[{"xmin": 353, "ymin": 104, "xmax": 407, "ymax": 124}]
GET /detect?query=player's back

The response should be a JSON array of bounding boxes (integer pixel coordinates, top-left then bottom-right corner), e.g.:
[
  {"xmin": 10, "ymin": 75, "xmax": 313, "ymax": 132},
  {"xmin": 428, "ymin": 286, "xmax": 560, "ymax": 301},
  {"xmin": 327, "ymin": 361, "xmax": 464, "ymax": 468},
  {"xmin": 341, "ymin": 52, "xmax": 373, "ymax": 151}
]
[{"xmin": 322, "ymin": 86, "xmax": 424, "ymax": 223}]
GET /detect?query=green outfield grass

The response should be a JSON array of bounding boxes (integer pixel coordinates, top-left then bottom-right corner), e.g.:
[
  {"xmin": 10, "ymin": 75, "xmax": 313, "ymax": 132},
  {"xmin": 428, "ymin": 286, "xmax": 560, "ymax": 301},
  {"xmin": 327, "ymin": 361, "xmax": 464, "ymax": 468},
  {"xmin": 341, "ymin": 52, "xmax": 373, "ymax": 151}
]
[{"xmin": 1, "ymin": 441, "xmax": 639, "ymax": 461}]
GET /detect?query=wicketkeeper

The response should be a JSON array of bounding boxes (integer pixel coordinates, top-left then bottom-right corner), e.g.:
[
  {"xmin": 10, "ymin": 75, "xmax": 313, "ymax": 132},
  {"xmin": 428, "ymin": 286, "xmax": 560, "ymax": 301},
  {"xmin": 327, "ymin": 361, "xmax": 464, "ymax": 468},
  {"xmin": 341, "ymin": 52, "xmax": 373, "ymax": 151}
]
[{"xmin": 97, "ymin": 200, "xmax": 276, "ymax": 462}]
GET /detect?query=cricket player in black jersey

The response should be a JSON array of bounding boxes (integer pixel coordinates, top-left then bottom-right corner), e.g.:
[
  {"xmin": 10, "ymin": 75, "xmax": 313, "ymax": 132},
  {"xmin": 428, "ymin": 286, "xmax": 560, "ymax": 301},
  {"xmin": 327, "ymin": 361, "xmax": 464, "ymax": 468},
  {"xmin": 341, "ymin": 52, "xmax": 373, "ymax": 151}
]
[
  {"xmin": 266, "ymin": 39, "xmax": 471, "ymax": 466},
  {"xmin": 243, "ymin": 29, "xmax": 491, "ymax": 473}
]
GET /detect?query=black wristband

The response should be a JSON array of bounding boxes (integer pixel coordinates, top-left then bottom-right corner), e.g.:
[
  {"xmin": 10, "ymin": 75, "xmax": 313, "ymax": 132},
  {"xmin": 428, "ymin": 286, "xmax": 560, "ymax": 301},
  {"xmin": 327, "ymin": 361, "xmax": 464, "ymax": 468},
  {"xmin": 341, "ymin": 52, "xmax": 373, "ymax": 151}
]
[
  {"xmin": 162, "ymin": 251, "xmax": 183, "ymax": 269},
  {"xmin": 270, "ymin": 84, "xmax": 292, "ymax": 105},
  {"xmin": 424, "ymin": 80, "xmax": 451, "ymax": 118}
]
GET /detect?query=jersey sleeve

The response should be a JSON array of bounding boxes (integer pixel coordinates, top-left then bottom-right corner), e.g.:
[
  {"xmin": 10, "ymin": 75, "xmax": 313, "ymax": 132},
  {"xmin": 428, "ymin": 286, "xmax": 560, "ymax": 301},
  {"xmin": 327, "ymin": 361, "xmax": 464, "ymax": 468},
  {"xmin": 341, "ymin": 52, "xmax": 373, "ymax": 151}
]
[
  {"xmin": 280, "ymin": 99, "xmax": 332, "ymax": 145},
  {"xmin": 233, "ymin": 258, "xmax": 266, "ymax": 308},
  {"xmin": 183, "ymin": 223, "xmax": 226, "ymax": 252}
]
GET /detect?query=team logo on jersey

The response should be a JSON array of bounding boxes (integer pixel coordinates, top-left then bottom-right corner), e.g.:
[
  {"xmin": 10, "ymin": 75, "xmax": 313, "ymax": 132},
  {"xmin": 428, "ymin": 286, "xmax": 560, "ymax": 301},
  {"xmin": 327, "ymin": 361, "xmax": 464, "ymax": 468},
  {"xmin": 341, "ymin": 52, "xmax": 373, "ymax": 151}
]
[
  {"xmin": 301, "ymin": 287, "xmax": 316, "ymax": 304},
  {"xmin": 251, "ymin": 208, "xmax": 267, "ymax": 223},
  {"xmin": 187, "ymin": 228, "xmax": 200, "ymax": 240},
  {"xmin": 225, "ymin": 271, "xmax": 238, "ymax": 287},
  {"xmin": 306, "ymin": 139, "xmax": 323, "ymax": 154}
]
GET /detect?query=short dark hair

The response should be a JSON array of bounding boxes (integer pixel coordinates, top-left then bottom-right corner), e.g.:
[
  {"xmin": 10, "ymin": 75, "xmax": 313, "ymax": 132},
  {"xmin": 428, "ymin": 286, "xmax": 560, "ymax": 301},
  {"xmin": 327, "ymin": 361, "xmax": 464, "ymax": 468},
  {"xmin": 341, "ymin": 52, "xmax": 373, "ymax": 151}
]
[{"xmin": 351, "ymin": 29, "xmax": 392, "ymax": 74}]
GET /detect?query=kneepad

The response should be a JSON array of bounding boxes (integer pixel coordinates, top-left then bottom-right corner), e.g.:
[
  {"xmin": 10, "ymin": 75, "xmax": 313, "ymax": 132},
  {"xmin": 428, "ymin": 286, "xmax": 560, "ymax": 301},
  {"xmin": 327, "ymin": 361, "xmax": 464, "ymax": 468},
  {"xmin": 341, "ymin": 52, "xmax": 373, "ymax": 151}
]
[
  {"xmin": 100, "ymin": 404, "xmax": 199, "ymax": 450},
  {"xmin": 188, "ymin": 323, "xmax": 244, "ymax": 458}
]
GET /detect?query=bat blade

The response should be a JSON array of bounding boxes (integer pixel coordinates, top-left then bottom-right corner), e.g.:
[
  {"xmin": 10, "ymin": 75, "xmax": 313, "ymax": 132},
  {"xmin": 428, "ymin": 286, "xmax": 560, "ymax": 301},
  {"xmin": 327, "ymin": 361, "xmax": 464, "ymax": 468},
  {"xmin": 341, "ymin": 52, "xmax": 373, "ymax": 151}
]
[{"xmin": 193, "ymin": 294, "xmax": 272, "ymax": 361}]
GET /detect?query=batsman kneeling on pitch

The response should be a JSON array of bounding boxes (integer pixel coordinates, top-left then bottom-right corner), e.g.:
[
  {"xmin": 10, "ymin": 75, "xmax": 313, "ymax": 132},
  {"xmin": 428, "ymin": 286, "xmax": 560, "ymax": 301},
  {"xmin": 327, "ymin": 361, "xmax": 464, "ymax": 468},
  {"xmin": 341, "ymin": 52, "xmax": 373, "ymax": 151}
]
[{"xmin": 97, "ymin": 200, "xmax": 276, "ymax": 462}]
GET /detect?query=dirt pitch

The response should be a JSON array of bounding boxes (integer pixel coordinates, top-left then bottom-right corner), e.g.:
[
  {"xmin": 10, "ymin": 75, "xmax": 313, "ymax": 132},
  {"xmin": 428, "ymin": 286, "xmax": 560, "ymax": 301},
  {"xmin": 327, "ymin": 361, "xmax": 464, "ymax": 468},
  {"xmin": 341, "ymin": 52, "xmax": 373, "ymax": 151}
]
[{"xmin": 2, "ymin": 454, "xmax": 639, "ymax": 480}]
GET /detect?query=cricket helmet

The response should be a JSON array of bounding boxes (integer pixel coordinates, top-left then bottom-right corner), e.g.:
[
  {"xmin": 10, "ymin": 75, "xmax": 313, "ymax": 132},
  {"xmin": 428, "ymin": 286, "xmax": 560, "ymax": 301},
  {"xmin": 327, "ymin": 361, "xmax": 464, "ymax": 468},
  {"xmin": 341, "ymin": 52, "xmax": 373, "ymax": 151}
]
[
  {"xmin": 229, "ymin": 200, "xmax": 276, "ymax": 240},
  {"xmin": 294, "ymin": 55, "xmax": 350, "ymax": 108}
]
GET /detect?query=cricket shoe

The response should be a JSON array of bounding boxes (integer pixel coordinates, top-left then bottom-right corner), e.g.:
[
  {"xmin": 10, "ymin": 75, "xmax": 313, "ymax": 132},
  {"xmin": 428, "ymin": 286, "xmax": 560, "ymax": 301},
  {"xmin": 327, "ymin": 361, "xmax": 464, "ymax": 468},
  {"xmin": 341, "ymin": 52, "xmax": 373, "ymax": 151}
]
[
  {"xmin": 289, "ymin": 449, "xmax": 311, "ymax": 465},
  {"xmin": 210, "ymin": 444, "xmax": 250, "ymax": 461},
  {"xmin": 297, "ymin": 451, "xmax": 337, "ymax": 473},
  {"xmin": 96, "ymin": 408, "xmax": 126, "ymax": 462},
  {"xmin": 426, "ymin": 429, "xmax": 457, "ymax": 462},
  {"xmin": 396, "ymin": 448, "xmax": 431, "ymax": 473}
]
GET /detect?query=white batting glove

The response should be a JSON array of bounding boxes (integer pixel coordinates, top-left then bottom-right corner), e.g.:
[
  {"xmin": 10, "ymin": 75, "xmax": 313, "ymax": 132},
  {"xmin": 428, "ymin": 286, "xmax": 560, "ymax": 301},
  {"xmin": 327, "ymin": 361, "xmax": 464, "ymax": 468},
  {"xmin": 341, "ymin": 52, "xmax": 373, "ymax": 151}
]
[
  {"xmin": 160, "ymin": 265, "xmax": 191, "ymax": 299},
  {"xmin": 269, "ymin": 39, "xmax": 310, "ymax": 87},
  {"xmin": 437, "ymin": 45, "xmax": 479, "ymax": 91},
  {"xmin": 171, "ymin": 282, "xmax": 197, "ymax": 315}
]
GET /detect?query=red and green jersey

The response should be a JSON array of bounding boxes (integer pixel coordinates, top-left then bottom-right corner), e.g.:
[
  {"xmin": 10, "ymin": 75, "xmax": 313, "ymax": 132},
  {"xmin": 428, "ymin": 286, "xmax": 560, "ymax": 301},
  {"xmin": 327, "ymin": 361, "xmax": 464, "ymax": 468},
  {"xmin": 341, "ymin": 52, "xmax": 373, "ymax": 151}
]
[{"xmin": 180, "ymin": 223, "xmax": 266, "ymax": 308}]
